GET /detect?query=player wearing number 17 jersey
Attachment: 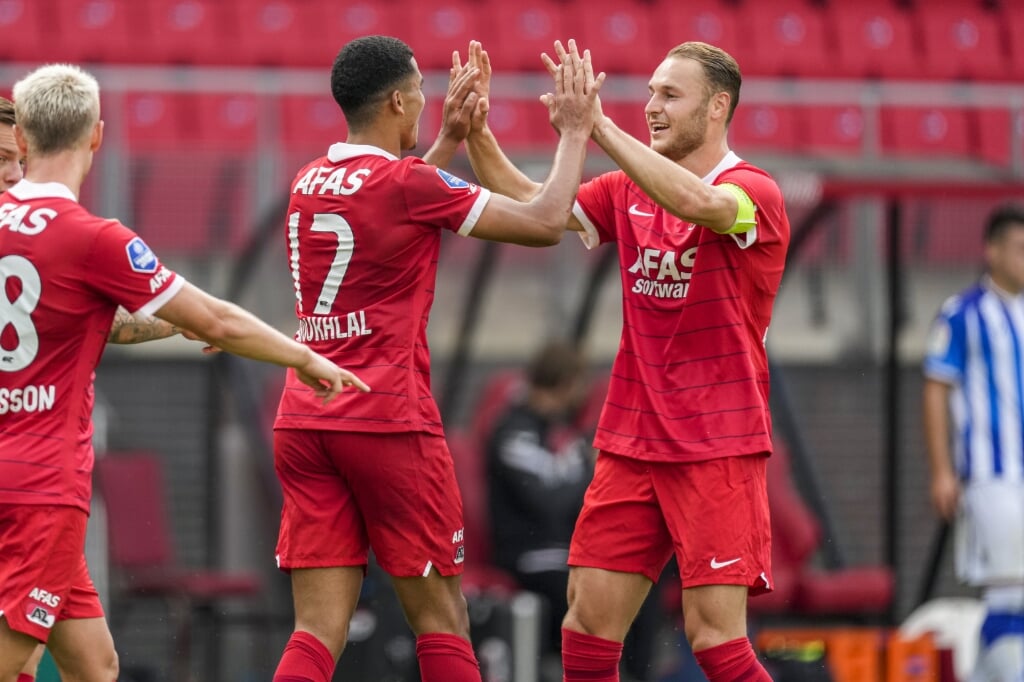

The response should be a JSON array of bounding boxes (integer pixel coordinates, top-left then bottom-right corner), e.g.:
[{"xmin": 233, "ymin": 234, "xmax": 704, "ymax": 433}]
[
  {"xmin": 0, "ymin": 64, "xmax": 366, "ymax": 681},
  {"xmin": 269, "ymin": 35, "xmax": 603, "ymax": 682}
]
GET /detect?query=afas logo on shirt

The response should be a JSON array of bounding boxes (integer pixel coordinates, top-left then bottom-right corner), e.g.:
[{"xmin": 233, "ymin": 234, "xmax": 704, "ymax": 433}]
[
  {"xmin": 125, "ymin": 237, "xmax": 158, "ymax": 273},
  {"xmin": 436, "ymin": 169, "xmax": 477, "ymax": 193}
]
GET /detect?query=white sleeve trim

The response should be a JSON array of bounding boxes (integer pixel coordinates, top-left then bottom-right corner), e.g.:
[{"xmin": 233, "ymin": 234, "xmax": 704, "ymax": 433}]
[
  {"xmin": 572, "ymin": 201, "xmax": 600, "ymax": 249},
  {"xmin": 729, "ymin": 227, "xmax": 758, "ymax": 250},
  {"xmin": 456, "ymin": 188, "xmax": 493, "ymax": 236},
  {"xmin": 134, "ymin": 275, "xmax": 186, "ymax": 318}
]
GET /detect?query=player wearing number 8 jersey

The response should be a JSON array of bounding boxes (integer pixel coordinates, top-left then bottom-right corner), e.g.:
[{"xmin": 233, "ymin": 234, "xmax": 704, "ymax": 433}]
[
  {"xmin": 0, "ymin": 64, "xmax": 367, "ymax": 681},
  {"xmin": 269, "ymin": 35, "xmax": 603, "ymax": 682}
]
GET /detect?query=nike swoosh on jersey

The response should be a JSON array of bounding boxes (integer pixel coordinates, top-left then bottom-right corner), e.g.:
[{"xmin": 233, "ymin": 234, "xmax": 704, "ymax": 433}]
[
  {"xmin": 709, "ymin": 556, "xmax": 742, "ymax": 569},
  {"xmin": 628, "ymin": 203, "xmax": 655, "ymax": 217}
]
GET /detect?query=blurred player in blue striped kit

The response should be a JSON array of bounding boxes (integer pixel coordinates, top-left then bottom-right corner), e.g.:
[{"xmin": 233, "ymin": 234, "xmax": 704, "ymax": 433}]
[{"xmin": 923, "ymin": 203, "xmax": 1024, "ymax": 682}]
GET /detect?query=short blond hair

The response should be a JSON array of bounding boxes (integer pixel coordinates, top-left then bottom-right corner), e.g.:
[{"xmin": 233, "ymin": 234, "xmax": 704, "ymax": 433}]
[
  {"xmin": 666, "ymin": 42, "xmax": 741, "ymax": 124},
  {"xmin": 12, "ymin": 64, "xmax": 100, "ymax": 155}
]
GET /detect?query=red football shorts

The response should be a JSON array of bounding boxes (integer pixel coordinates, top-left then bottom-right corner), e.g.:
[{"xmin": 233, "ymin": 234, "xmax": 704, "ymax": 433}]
[
  {"xmin": 274, "ymin": 429, "xmax": 467, "ymax": 578},
  {"xmin": 0, "ymin": 504, "xmax": 105, "ymax": 642},
  {"xmin": 569, "ymin": 452, "xmax": 772, "ymax": 594}
]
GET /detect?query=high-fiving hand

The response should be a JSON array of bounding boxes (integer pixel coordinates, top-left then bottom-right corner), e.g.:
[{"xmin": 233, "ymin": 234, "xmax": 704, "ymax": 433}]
[
  {"xmin": 539, "ymin": 39, "xmax": 606, "ymax": 137},
  {"xmin": 451, "ymin": 40, "xmax": 492, "ymax": 136}
]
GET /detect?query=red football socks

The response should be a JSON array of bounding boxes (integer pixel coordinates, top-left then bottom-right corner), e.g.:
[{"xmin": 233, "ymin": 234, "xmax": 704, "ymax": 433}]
[
  {"xmin": 693, "ymin": 637, "xmax": 773, "ymax": 681},
  {"xmin": 562, "ymin": 627, "xmax": 623, "ymax": 681},
  {"xmin": 17, "ymin": 675, "xmax": 34, "ymax": 682},
  {"xmin": 416, "ymin": 633, "xmax": 481, "ymax": 682},
  {"xmin": 272, "ymin": 630, "xmax": 335, "ymax": 682}
]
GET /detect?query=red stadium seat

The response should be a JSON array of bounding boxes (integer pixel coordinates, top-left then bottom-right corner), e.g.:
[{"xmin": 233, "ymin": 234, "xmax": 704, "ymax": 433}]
[
  {"xmin": 190, "ymin": 92, "xmax": 261, "ymax": 151},
  {"xmin": 0, "ymin": 0, "xmax": 50, "ymax": 64},
  {"xmin": 913, "ymin": 200, "xmax": 989, "ymax": 265},
  {"xmin": 799, "ymin": 105, "xmax": 867, "ymax": 157},
  {"xmin": 121, "ymin": 92, "xmax": 192, "ymax": 151},
  {"xmin": 231, "ymin": 0, "xmax": 326, "ymax": 68},
  {"xmin": 404, "ymin": 1, "xmax": 483, "ymax": 71},
  {"xmin": 484, "ymin": 0, "xmax": 565, "ymax": 72},
  {"xmin": 1004, "ymin": 5, "xmax": 1024, "ymax": 82},
  {"xmin": 485, "ymin": 98, "xmax": 551, "ymax": 152},
  {"xmin": 568, "ymin": 0, "xmax": 660, "ymax": 75},
  {"xmin": 279, "ymin": 94, "xmax": 347, "ymax": 158},
  {"xmin": 144, "ymin": 0, "xmax": 238, "ymax": 66},
  {"xmin": 828, "ymin": 1, "xmax": 923, "ymax": 79},
  {"xmin": 51, "ymin": 0, "xmax": 151, "ymax": 64},
  {"xmin": 313, "ymin": 0, "xmax": 405, "ymax": 65},
  {"xmin": 95, "ymin": 452, "xmax": 263, "ymax": 682},
  {"xmin": 125, "ymin": 92, "xmax": 260, "ymax": 152},
  {"xmin": 880, "ymin": 106, "xmax": 972, "ymax": 159},
  {"xmin": 749, "ymin": 442, "xmax": 894, "ymax": 618},
  {"xmin": 729, "ymin": 103, "xmax": 800, "ymax": 153},
  {"xmin": 917, "ymin": 4, "xmax": 1006, "ymax": 81},
  {"xmin": 121, "ymin": 93, "xmax": 255, "ymax": 254},
  {"xmin": 974, "ymin": 108, "xmax": 1022, "ymax": 169},
  {"xmin": 658, "ymin": 0, "xmax": 750, "ymax": 76},
  {"xmin": 742, "ymin": 0, "xmax": 833, "ymax": 78}
]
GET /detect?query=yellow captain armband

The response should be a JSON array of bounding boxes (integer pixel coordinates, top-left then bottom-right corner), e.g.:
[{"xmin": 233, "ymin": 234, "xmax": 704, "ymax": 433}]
[{"xmin": 719, "ymin": 183, "xmax": 757, "ymax": 234}]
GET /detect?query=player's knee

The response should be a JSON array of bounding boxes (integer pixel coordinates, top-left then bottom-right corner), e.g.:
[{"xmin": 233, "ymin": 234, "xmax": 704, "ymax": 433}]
[
  {"xmin": 55, "ymin": 647, "xmax": 119, "ymax": 682},
  {"xmin": 100, "ymin": 648, "xmax": 119, "ymax": 682},
  {"xmin": 295, "ymin": 612, "xmax": 352, "ymax": 654},
  {"xmin": 416, "ymin": 597, "xmax": 471, "ymax": 637}
]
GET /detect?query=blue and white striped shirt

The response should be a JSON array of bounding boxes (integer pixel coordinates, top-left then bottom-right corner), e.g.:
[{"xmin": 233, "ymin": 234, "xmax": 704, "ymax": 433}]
[{"xmin": 924, "ymin": 277, "xmax": 1024, "ymax": 484}]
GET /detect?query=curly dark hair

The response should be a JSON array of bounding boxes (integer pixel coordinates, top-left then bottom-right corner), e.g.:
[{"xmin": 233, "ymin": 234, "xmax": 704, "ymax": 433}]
[{"xmin": 330, "ymin": 35, "xmax": 416, "ymax": 130}]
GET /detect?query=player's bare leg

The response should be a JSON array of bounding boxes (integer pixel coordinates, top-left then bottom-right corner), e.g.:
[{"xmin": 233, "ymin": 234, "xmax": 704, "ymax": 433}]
[
  {"xmin": 563, "ymin": 567, "xmax": 652, "ymax": 640},
  {"xmin": 561, "ymin": 567, "xmax": 652, "ymax": 682},
  {"xmin": 392, "ymin": 570, "xmax": 480, "ymax": 682},
  {"xmin": 392, "ymin": 570, "xmax": 471, "ymax": 637},
  {"xmin": 273, "ymin": 566, "xmax": 363, "ymax": 682},
  {"xmin": 17, "ymin": 643, "xmax": 44, "ymax": 681},
  {"xmin": 46, "ymin": 617, "xmax": 118, "ymax": 682},
  {"xmin": 683, "ymin": 584, "xmax": 771, "ymax": 681},
  {"xmin": 0, "ymin": 616, "xmax": 39, "ymax": 682},
  {"xmin": 681, "ymin": 584, "xmax": 747, "ymax": 650}
]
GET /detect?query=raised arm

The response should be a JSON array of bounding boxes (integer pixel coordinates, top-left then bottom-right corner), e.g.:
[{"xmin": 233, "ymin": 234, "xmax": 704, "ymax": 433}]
[
  {"xmin": 589, "ymin": 113, "xmax": 739, "ymax": 233},
  {"xmin": 153, "ymin": 282, "xmax": 369, "ymax": 402},
  {"xmin": 461, "ymin": 41, "xmax": 544, "ymax": 202},
  {"xmin": 421, "ymin": 57, "xmax": 484, "ymax": 169},
  {"xmin": 552, "ymin": 42, "xmax": 741, "ymax": 233},
  {"xmin": 467, "ymin": 41, "xmax": 604, "ymax": 246}
]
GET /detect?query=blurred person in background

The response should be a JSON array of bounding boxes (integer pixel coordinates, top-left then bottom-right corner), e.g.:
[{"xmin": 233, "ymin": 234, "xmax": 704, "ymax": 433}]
[
  {"xmin": 459, "ymin": 38, "xmax": 790, "ymax": 682},
  {"xmin": 923, "ymin": 203, "xmax": 1024, "ymax": 682},
  {"xmin": 0, "ymin": 64, "xmax": 367, "ymax": 682},
  {"xmin": 485, "ymin": 339, "xmax": 593, "ymax": 668},
  {"xmin": 268, "ymin": 35, "xmax": 603, "ymax": 682}
]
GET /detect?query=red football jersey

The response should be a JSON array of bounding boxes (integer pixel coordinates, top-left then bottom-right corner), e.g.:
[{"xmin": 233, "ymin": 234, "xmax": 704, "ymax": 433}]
[
  {"xmin": 573, "ymin": 152, "xmax": 790, "ymax": 462},
  {"xmin": 0, "ymin": 180, "xmax": 183, "ymax": 511},
  {"xmin": 274, "ymin": 143, "xmax": 491, "ymax": 434}
]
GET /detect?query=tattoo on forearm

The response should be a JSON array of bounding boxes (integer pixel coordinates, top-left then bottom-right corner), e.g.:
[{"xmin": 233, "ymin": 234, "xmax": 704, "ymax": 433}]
[{"xmin": 108, "ymin": 308, "xmax": 181, "ymax": 344}]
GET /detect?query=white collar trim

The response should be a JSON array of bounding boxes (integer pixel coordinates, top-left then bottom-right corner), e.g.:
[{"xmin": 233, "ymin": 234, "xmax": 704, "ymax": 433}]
[
  {"xmin": 7, "ymin": 179, "xmax": 78, "ymax": 203},
  {"xmin": 701, "ymin": 151, "xmax": 742, "ymax": 185},
  {"xmin": 326, "ymin": 142, "xmax": 398, "ymax": 163}
]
